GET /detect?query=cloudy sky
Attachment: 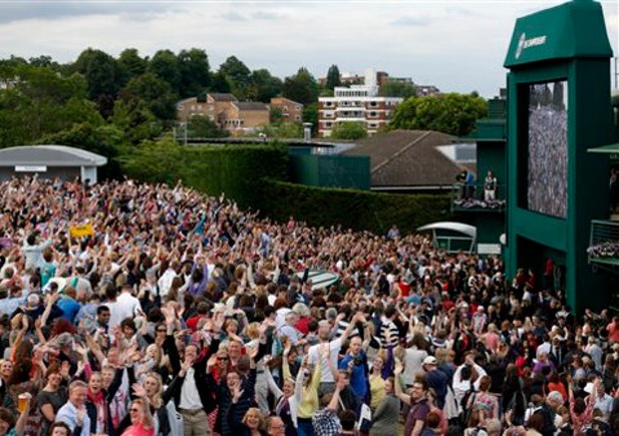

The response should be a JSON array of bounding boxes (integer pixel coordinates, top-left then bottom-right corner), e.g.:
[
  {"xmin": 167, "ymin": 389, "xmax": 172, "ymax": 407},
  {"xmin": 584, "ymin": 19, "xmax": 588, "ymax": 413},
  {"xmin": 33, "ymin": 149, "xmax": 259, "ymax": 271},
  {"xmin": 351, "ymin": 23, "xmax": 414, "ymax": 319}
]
[{"xmin": 0, "ymin": 0, "xmax": 617, "ymax": 98}]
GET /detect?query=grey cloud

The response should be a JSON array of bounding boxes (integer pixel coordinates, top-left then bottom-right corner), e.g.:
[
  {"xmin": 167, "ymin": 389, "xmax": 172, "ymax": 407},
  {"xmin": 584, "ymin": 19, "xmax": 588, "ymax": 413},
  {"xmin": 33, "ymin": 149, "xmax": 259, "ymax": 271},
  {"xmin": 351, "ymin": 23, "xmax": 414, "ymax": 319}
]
[
  {"xmin": 220, "ymin": 11, "xmax": 247, "ymax": 21},
  {"xmin": 0, "ymin": 2, "xmax": 172, "ymax": 25},
  {"xmin": 391, "ymin": 15, "xmax": 432, "ymax": 26},
  {"xmin": 250, "ymin": 10, "xmax": 283, "ymax": 20}
]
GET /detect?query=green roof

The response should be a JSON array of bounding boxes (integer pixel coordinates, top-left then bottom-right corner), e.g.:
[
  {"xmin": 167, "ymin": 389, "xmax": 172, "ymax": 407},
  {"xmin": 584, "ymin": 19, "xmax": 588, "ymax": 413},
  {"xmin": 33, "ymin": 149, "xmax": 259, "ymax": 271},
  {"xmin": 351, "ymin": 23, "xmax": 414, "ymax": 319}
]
[{"xmin": 504, "ymin": 0, "xmax": 612, "ymax": 68}]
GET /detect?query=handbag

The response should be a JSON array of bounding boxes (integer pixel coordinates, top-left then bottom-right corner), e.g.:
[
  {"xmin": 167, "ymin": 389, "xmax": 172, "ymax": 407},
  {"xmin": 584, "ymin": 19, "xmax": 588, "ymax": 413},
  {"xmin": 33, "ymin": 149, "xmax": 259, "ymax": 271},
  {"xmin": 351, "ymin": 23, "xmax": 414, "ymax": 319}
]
[{"xmin": 165, "ymin": 401, "xmax": 184, "ymax": 436}]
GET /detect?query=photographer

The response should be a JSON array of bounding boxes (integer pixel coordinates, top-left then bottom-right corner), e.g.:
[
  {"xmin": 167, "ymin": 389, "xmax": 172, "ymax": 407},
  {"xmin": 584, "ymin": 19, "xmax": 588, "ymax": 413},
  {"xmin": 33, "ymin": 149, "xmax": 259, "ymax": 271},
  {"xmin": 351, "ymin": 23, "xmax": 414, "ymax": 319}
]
[{"xmin": 339, "ymin": 336, "xmax": 369, "ymax": 403}]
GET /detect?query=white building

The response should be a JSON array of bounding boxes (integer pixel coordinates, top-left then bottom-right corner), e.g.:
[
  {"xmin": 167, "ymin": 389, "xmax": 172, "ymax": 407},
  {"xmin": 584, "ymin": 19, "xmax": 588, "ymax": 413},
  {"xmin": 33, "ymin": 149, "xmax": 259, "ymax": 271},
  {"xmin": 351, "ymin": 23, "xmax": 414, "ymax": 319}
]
[{"xmin": 318, "ymin": 69, "xmax": 403, "ymax": 138}]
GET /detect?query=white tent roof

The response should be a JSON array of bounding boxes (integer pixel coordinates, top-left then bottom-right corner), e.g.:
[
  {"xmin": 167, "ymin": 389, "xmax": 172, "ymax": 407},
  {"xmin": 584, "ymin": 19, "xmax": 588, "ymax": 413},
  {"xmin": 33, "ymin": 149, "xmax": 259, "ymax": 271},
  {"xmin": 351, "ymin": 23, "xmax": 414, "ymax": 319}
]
[{"xmin": 417, "ymin": 221, "xmax": 477, "ymax": 239}]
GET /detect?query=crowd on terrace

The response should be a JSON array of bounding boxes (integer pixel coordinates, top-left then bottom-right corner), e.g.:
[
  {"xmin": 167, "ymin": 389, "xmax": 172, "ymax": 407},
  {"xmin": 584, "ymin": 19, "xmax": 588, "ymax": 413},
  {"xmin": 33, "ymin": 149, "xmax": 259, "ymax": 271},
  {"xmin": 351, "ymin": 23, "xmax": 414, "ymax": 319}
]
[{"xmin": 0, "ymin": 176, "xmax": 617, "ymax": 436}]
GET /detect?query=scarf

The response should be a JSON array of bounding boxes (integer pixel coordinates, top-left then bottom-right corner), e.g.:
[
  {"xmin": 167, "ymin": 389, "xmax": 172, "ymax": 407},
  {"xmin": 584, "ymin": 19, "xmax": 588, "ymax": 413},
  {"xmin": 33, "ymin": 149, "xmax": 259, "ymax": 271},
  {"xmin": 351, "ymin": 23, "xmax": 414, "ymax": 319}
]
[{"xmin": 87, "ymin": 389, "xmax": 108, "ymax": 434}]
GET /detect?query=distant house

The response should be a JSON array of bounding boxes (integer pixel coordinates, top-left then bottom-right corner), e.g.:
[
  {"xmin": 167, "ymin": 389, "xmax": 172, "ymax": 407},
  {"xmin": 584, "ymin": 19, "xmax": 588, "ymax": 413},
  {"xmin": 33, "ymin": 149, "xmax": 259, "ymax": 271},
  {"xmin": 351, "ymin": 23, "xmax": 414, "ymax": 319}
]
[
  {"xmin": 318, "ymin": 69, "xmax": 403, "ymax": 138},
  {"xmin": 342, "ymin": 129, "xmax": 475, "ymax": 193},
  {"xmin": 176, "ymin": 94, "xmax": 269, "ymax": 136},
  {"xmin": 269, "ymin": 97, "xmax": 303, "ymax": 123}
]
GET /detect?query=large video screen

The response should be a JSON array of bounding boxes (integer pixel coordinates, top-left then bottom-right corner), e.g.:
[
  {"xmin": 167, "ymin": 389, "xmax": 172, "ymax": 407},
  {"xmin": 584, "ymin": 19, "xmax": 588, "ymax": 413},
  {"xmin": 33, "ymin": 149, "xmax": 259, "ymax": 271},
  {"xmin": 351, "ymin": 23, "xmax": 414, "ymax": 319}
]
[{"xmin": 527, "ymin": 80, "xmax": 568, "ymax": 218}]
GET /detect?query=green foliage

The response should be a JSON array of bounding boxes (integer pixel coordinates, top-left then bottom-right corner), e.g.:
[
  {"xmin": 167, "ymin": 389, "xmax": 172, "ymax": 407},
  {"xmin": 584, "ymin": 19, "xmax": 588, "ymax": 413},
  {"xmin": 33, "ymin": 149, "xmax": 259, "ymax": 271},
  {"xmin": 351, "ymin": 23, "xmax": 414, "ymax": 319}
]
[
  {"xmin": 0, "ymin": 65, "xmax": 104, "ymax": 148},
  {"xmin": 111, "ymin": 98, "xmax": 162, "ymax": 144},
  {"xmin": 391, "ymin": 93, "xmax": 487, "ymax": 137},
  {"xmin": 178, "ymin": 48, "xmax": 211, "ymax": 98},
  {"xmin": 73, "ymin": 48, "xmax": 122, "ymax": 117},
  {"xmin": 149, "ymin": 49, "xmax": 181, "ymax": 93},
  {"xmin": 219, "ymin": 56, "xmax": 251, "ymax": 100},
  {"xmin": 325, "ymin": 64, "xmax": 341, "ymax": 90},
  {"xmin": 118, "ymin": 48, "xmax": 147, "ymax": 84},
  {"xmin": 246, "ymin": 69, "xmax": 282, "ymax": 103},
  {"xmin": 379, "ymin": 81, "xmax": 416, "ymax": 99},
  {"xmin": 251, "ymin": 122, "xmax": 303, "ymax": 139},
  {"xmin": 282, "ymin": 68, "xmax": 319, "ymax": 105},
  {"xmin": 255, "ymin": 180, "xmax": 450, "ymax": 234},
  {"xmin": 302, "ymin": 103, "xmax": 318, "ymax": 133},
  {"xmin": 119, "ymin": 139, "xmax": 288, "ymax": 208},
  {"xmin": 120, "ymin": 73, "xmax": 178, "ymax": 123},
  {"xmin": 118, "ymin": 136, "xmax": 182, "ymax": 185},
  {"xmin": 330, "ymin": 122, "xmax": 367, "ymax": 140},
  {"xmin": 186, "ymin": 115, "xmax": 229, "ymax": 138}
]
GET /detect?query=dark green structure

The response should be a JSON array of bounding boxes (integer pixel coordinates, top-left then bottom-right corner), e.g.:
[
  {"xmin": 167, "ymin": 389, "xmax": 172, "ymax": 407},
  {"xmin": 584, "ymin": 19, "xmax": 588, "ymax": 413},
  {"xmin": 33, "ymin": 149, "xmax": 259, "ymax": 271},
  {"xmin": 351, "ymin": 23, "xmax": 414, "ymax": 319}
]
[
  {"xmin": 503, "ymin": 0, "xmax": 614, "ymax": 313},
  {"xmin": 454, "ymin": 98, "xmax": 507, "ymax": 256}
]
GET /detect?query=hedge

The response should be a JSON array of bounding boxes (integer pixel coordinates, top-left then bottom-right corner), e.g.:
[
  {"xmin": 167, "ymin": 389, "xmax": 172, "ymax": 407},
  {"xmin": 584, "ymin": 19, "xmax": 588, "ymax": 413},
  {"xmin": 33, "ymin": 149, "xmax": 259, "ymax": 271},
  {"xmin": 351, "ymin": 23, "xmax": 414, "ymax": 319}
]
[
  {"xmin": 178, "ymin": 144, "xmax": 288, "ymax": 208},
  {"xmin": 255, "ymin": 179, "xmax": 450, "ymax": 234}
]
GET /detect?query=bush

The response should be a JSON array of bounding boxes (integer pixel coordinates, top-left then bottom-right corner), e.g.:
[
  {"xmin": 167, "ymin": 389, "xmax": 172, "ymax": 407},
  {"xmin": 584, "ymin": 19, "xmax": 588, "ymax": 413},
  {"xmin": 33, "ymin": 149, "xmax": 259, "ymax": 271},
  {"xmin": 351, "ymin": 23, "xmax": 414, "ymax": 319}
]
[{"xmin": 255, "ymin": 179, "xmax": 450, "ymax": 233}]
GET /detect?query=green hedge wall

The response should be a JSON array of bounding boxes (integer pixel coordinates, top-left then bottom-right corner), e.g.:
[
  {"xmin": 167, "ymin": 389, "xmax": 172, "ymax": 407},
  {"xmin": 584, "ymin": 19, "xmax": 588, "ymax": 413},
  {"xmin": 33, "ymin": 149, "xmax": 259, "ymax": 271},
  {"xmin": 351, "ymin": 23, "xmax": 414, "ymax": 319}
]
[
  {"xmin": 255, "ymin": 179, "xmax": 450, "ymax": 234},
  {"xmin": 178, "ymin": 144, "xmax": 288, "ymax": 208}
]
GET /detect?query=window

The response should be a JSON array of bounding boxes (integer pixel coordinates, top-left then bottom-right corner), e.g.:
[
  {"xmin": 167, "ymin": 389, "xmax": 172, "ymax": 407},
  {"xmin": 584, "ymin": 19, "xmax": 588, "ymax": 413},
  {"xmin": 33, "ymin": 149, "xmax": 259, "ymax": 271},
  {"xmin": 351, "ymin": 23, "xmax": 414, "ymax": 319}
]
[
  {"xmin": 295, "ymin": 106, "xmax": 301, "ymax": 111},
  {"xmin": 295, "ymin": 115, "xmax": 301, "ymax": 121}
]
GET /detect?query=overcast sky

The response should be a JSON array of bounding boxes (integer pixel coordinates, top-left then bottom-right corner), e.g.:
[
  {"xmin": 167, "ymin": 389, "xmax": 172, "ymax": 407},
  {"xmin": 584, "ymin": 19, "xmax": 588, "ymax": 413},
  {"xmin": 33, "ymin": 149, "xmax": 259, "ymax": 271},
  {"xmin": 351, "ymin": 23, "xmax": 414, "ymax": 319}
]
[{"xmin": 0, "ymin": 0, "xmax": 617, "ymax": 98}]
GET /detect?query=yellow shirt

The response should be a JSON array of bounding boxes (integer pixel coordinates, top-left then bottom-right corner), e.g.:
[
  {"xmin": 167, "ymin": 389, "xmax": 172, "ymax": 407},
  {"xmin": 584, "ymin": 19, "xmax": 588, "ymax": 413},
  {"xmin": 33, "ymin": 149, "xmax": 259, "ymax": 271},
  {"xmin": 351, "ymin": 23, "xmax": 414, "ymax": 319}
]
[
  {"xmin": 369, "ymin": 373, "xmax": 385, "ymax": 410},
  {"xmin": 297, "ymin": 363, "xmax": 321, "ymax": 418}
]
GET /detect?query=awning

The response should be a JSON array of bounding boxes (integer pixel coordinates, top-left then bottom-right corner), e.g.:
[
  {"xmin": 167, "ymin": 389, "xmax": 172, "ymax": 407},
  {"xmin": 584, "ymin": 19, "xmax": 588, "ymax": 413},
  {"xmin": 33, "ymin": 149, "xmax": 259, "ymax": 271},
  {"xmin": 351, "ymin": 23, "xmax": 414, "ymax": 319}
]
[
  {"xmin": 587, "ymin": 143, "xmax": 619, "ymax": 154},
  {"xmin": 417, "ymin": 221, "xmax": 477, "ymax": 239}
]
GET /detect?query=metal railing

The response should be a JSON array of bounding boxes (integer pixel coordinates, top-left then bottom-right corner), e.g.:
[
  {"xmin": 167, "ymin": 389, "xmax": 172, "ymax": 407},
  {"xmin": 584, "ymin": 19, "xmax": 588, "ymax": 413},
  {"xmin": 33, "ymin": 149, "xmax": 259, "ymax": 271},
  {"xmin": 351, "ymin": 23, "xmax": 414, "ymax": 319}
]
[{"xmin": 451, "ymin": 183, "xmax": 506, "ymax": 212}]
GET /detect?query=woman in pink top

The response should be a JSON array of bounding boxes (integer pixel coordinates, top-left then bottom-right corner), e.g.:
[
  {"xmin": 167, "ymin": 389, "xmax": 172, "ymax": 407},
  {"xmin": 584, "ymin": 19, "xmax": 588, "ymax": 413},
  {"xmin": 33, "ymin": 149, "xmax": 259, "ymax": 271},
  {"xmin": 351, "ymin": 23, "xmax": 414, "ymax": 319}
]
[{"xmin": 121, "ymin": 398, "xmax": 155, "ymax": 436}]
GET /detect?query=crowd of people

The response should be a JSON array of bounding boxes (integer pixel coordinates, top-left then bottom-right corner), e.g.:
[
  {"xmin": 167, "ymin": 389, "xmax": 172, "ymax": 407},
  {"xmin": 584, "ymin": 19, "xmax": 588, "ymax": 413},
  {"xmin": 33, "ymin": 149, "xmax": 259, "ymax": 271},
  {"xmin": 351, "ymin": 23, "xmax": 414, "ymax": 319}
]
[
  {"xmin": 527, "ymin": 85, "xmax": 568, "ymax": 219},
  {"xmin": 0, "ymin": 175, "xmax": 617, "ymax": 436}
]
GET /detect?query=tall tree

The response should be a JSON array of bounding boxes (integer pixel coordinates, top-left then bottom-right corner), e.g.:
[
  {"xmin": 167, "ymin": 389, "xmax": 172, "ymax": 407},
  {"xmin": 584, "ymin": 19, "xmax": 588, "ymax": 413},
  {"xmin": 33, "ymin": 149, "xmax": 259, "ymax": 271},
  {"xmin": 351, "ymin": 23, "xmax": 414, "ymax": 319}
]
[
  {"xmin": 282, "ymin": 67, "xmax": 319, "ymax": 105},
  {"xmin": 72, "ymin": 48, "xmax": 122, "ymax": 117},
  {"xmin": 148, "ymin": 49, "xmax": 181, "ymax": 94},
  {"xmin": 246, "ymin": 69, "xmax": 282, "ymax": 102},
  {"xmin": 120, "ymin": 72, "xmax": 178, "ymax": 123},
  {"xmin": 391, "ymin": 93, "xmax": 487, "ymax": 136},
  {"xmin": 118, "ymin": 48, "xmax": 148, "ymax": 85},
  {"xmin": 325, "ymin": 64, "xmax": 341, "ymax": 90},
  {"xmin": 0, "ymin": 65, "xmax": 103, "ymax": 147},
  {"xmin": 219, "ymin": 56, "xmax": 251, "ymax": 99},
  {"xmin": 210, "ymin": 70, "xmax": 231, "ymax": 93},
  {"xmin": 178, "ymin": 48, "xmax": 211, "ymax": 98}
]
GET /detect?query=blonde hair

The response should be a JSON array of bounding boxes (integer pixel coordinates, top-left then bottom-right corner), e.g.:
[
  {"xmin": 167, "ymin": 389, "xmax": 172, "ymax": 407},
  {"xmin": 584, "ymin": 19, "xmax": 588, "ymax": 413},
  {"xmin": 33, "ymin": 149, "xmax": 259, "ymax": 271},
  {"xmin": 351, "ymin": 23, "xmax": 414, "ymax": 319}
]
[
  {"xmin": 242, "ymin": 407, "xmax": 264, "ymax": 428},
  {"xmin": 143, "ymin": 372, "xmax": 163, "ymax": 409}
]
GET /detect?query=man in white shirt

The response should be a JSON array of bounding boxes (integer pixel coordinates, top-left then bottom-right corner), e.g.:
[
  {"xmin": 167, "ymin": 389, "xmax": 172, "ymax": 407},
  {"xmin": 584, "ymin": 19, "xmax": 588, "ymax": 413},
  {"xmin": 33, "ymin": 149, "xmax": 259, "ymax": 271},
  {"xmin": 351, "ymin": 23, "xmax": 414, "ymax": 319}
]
[
  {"xmin": 308, "ymin": 312, "xmax": 364, "ymax": 395},
  {"xmin": 157, "ymin": 260, "xmax": 179, "ymax": 299},
  {"xmin": 109, "ymin": 284, "xmax": 142, "ymax": 329},
  {"xmin": 452, "ymin": 352, "xmax": 488, "ymax": 404}
]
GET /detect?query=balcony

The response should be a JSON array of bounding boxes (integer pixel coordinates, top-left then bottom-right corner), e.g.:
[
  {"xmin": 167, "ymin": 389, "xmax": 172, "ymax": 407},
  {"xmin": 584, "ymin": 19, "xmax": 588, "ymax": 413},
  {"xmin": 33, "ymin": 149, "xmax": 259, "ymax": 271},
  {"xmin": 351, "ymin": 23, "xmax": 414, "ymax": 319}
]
[
  {"xmin": 588, "ymin": 219, "xmax": 619, "ymax": 270},
  {"xmin": 451, "ymin": 183, "xmax": 506, "ymax": 213}
]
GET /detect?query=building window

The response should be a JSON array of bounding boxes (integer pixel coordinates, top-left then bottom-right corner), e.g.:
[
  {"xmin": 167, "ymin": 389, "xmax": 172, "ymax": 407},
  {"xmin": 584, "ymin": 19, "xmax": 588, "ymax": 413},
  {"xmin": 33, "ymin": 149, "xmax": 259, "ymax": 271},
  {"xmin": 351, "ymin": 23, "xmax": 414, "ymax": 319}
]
[
  {"xmin": 369, "ymin": 101, "xmax": 377, "ymax": 107},
  {"xmin": 295, "ymin": 106, "xmax": 301, "ymax": 111},
  {"xmin": 295, "ymin": 115, "xmax": 301, "ymax": 121}
]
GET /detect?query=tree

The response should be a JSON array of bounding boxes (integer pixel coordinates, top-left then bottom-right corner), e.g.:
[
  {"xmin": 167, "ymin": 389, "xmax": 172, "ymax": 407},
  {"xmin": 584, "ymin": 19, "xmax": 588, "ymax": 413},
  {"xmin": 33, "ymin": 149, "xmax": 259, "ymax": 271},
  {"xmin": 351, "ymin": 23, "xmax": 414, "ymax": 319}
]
[
  {"xmin": 390, "ymin": 93, "xmax": 487, "ymax": 136},
  {"xmin": 282, "ymin": 67, "xmax": 319, "ymax": 105},
  {"xmin": 118, "ymin": 136, "xmax": 182, "ymax": 185},
  {"xmin": 118, "ymin": 48, "xmax": 148, "ymax": 85},
  {"xmin": 330, "ymin": 121, "xmax": 367, "ymax": 140},
  {"xmin": 186, "ymin": 115, "xmax": 228, "ymax": 138},
  {"xmin": 148, "ymin": 49, "xmax": 181, "ymax": 94},
  {"xmin": 379, "ymin": 81, "xmax": 416, "ymax": 99},
  {"xmin": 72, "ymin": 48, "xmax": 122, "ymax": 117},
  {"xmin": 210, "ymin": 70, "xmax": 231, "ymax": 93},
  {"xmin": 219, "ymin": 56, "xmax": 251, "ymax": 99},
  {"xmin": 302, "ymin": 103, "xmax": 318, "ymax": 133},
  {"xmin": 178, "ymin": 48, "xmax": 211, "ymax": 98},
  {"xmin": 325, "ymin": 64, "xmax": 341, "ymax": 90},
  {"xmin": 0, "ymin": 65, "xmax": 104, "ymax": 147},
  {"xmin": 120, "ymin": 73, "xmax": 178, "ymax": 123},
  {"xmin": 246, "ymin": 69, "xmax": 282, "ymax": 102},
  {"xmin": 111, "ymin": 98, "xmax": 162, "ymax": 144}
]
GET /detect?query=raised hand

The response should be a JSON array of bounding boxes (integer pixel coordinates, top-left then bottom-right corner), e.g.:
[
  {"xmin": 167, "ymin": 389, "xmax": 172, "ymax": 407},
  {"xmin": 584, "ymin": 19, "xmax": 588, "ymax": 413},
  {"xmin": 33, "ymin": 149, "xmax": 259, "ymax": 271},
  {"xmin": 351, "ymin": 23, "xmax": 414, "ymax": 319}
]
[{"xmin": 132, "ymin": 383, "xmax": 146, "ymax": 398}]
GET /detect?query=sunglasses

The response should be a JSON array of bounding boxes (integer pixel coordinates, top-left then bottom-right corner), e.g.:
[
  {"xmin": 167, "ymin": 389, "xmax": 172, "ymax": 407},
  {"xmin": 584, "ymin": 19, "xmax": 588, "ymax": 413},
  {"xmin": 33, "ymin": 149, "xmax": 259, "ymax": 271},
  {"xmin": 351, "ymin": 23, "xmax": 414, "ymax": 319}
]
[
  {"xmin": 156, "ymin": 329, "xmax": 166, "ymax": 333},
  {"xmin": 130, "ymin": 408, "xmax": 141, "ymax": 412},
  {"xmin": 218, "ymin": 356, "xmax": 229, "ymax": 361}
]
